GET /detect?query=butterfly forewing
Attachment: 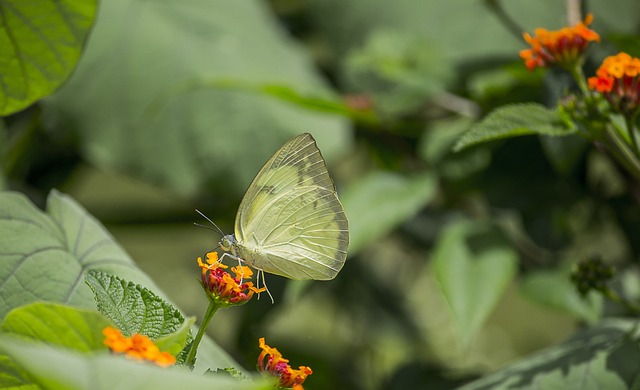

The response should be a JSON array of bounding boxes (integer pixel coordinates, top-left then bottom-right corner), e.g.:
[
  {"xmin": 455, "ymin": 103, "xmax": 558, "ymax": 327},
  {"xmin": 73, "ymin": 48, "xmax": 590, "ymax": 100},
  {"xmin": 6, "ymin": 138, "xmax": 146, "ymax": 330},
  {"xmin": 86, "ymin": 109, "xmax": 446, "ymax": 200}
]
[
  {"xmin": 236, "ymin": 134, "xmax": 335, "ymax": 230},
  {"xmin": 234, "ymin": 133, "xmax": 349, "ymax": 280}
]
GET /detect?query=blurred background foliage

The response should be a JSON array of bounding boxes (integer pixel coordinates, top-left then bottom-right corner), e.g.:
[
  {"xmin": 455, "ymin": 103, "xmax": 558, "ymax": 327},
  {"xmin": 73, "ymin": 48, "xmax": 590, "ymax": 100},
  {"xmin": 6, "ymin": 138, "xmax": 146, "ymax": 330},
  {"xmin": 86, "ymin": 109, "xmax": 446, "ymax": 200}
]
[{"xmin": 3, "ymin": 0, "xmax": 640, "ymax": 388}]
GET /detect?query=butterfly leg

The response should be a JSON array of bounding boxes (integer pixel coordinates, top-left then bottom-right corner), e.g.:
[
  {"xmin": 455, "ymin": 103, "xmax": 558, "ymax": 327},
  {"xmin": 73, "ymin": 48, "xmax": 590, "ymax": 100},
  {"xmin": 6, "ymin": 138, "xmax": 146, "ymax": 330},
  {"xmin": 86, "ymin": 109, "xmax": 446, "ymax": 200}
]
[
  {"xmin": 218, "ymin": 252, "xmax": 274, "ymax": 304},
  {"xmin": 255, "ymin": 269, "xmax": 274, "ymax": 304},
  {"xmin": 218, "ymin": 252, "xmax": 248, "ymax": 283}
]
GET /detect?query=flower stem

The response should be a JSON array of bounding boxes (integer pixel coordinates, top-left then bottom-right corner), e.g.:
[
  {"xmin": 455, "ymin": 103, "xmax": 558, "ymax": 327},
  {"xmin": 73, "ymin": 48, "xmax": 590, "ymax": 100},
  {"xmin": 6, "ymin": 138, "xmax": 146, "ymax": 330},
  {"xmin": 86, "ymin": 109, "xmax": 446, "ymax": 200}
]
[
  {"xmin": 628, "ymin": 113, "xmax": 640, "ymax": 157},
  {"xmin": 604, "ymin": 124, "xmax": 640, "ymax": 181},
  {"xmin": 600, "ymin": 286, "xmax": 640, "ymax": 315},
  {"xmin": 570, "ymin": 64, "xmax": 589, "ymax": 96},
  {"xmin": 484, "ymin": 0, "xmax": 526, "ymax": 40},
  {"xmin": 185, "ymin": 301, "xmax": 219, "ymax": 368}
]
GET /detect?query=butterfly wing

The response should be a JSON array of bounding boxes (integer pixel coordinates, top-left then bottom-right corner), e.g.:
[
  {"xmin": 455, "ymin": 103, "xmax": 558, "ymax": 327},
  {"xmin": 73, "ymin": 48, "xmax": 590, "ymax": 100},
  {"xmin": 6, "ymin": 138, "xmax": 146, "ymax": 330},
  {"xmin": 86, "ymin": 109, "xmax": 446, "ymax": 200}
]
[{"xmin": 234, "ymin": 133, "xmax": 349, "ymax": 280}]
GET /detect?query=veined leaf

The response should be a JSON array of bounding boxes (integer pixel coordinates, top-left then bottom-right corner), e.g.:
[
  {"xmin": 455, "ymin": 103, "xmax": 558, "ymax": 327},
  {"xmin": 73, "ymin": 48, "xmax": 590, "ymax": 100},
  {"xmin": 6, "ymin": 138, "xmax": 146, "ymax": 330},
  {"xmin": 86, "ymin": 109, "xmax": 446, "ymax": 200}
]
[
  {"xmin": 85, "ymin": 270, "xmax": 187, "ymax": 341},
  {"xmin": 0, "ymin": 0, "xmax": 97, "ymax": 115},
  {"xmin": 0, "ymin": 353, "xmax": 39, "ymax": 389},
  {"xmin": 1, "ymin": 302, "xmax": 111, "ymax": 352},
  {"xmin": 520, "ymin": 266, "xmax": 602, "ymax": 324},
  {"xmin": 432, "ymin": 219, "xmax": 518, "ymax": 349},
  {"xmin": 459, "ymin": 319, "xmax": 640, "ymax": 390},
  {"xmin": 341, "ymin": 171, "xmax": 437, "ymax": 254},
  {"xmin": 155, "ymin": 317, "xmax": 195, "ymax": 358},
  {"xmin": 0, "ymin": 190, "xmax": 156, "ymax": 320},
  {"xmin": 0, "ymin": 190, "xmax": 238, "ymax": 370},
  {"xmin": 454, "ymin": 103, "xmax": 576, "ymax": 151},
  {"xmin": 43, "ymin": 0, "xmax": 350, "ymax": 197},
  {"xmin": 0, "ymin": 337, "xmax": 271, "ymax": 390}
]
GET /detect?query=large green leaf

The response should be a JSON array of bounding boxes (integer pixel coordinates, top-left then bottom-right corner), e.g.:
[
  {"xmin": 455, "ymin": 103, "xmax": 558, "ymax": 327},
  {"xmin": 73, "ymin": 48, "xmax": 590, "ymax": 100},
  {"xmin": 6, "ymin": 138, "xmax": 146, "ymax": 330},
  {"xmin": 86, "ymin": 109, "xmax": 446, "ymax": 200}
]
[
  {"xmin": 0, "ymin": 337, "xmax": 271, "ymax": 390},
  {"xmin": 341, "ymin": 170, "xmax": 437, "ymax": 254},
  {"xmin": 1, "ymin": 302, "xmax": 111, "ymax": 352},
  {"xmin": 308, "ymin": 0, "xmax": 639, "ymax": 67},
  {"xmin": 432, "ymin": 219, "xmax": 518, "ymax": 349},
  {"xmin": 342, "ymin": 28, "xmax": 451, "ymax": 115},
  {"xmin": 458, "ymin": 319, "xmax": 640, "ymax": 390},
  {"xmin": 43, "ymin": 0, "xmax": 350, "ymax": 198},
  {"xmin": 0, "ymin": 190, "xmax": 152, "ymax": 319},
  {"xmin": 520, "ymin": 266, "xmax": 602, "ymax": 324},
  {"xmin": 0, "ymin": 0, "xmax": 97, "ymax": 115},
  {"xmin": 0, "ymin": 122, "xmax": 6, "ymax": 191},
  {"xmin": 0, "ymin": 190, "xmax": 237, "ymax": 370},
  {"xmin": 454, "ymin": 103, "xmax": 575, "ymax": 152},
  {"xmin": 0, "ymin": 354, "xmax": 38, "ymax": 389}
]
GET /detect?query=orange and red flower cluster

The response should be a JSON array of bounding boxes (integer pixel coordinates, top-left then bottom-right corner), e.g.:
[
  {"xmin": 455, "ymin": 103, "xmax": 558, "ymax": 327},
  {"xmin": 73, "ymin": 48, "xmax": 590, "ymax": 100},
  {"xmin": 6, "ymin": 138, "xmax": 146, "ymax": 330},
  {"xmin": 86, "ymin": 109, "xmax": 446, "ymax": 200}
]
[
  {"xmin": 520, "ymin": 14, "xmax": 600, "ymax": 70},
  {"xmin": 197, "ymin": 252, "xmax": 264, "ymax": 306},
  {"xmin": 258, "ymin": 337, "xmax": 312, "ymax": 389},
  {"xmin": 103, "ymin": 326, "xmax": 175, "ymax": 367},
  {"xmin": 588, "ymin": 52, "xmax": 640, "ymax": 115}
]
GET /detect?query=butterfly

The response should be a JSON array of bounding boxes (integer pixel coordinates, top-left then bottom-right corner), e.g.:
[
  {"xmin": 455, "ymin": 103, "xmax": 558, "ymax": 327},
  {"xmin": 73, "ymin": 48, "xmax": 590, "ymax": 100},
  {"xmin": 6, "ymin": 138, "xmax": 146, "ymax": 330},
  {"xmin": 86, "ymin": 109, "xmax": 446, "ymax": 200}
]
[{"xmin": 200, "ymin": 133, "xmax": 349, "ymax": 295}]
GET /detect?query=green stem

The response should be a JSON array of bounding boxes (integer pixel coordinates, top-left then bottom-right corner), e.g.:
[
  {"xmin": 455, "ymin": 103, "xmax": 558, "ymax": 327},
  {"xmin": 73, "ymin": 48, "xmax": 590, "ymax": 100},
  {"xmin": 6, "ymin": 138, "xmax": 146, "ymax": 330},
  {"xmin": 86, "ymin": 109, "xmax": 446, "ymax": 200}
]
[
  {"xmin": 604, "ymin": 124, "xmax": 640, "ymax": 181},
  {"xmin": 628, "ymin": 113, "xmax": 640, "ymax": 157},
  {"xmin": 569, "ymin": 63, "xmax": 589, "ymax": 96},
  {"xmin": 185, "ymin": 300, "xmax": 220, "ymax": 368},
  {"xmin": 484, "ymin": 0, "xmax": 526, "ymax": 40},
  {"xmin": 601, "ymin": 286, "xmax": 640, "ymax": 315}
]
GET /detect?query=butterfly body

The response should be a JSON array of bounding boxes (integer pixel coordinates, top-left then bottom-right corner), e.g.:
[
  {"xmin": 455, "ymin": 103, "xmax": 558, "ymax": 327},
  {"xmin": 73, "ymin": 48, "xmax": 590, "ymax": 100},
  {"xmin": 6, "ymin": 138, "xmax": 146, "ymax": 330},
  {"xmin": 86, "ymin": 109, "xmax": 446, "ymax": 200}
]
[{"xmin": 219, "ymin": 133, "xmax": 349, "ymax": 280}]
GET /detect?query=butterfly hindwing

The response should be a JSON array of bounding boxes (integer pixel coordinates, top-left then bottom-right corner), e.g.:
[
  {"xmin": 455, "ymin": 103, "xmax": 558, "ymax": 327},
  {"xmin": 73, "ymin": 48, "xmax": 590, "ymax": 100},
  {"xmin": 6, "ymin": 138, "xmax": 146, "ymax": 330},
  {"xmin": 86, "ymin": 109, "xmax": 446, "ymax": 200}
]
[{"xmin": 236, "ymin": 186, "xmax": 348, "ymax": 279}]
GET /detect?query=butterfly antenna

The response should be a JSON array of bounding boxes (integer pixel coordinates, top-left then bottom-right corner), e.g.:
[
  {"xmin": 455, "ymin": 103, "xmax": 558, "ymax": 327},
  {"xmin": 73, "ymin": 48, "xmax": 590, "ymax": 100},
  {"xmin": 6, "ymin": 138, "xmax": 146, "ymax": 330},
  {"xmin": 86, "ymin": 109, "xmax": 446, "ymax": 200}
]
[
  {"xmin": 194, "ymin": 209, "xmax": 225, "ymax": 236},
  {"xmin": 193, "ymin": 223, "xmax": 220, "ymax": 233}
]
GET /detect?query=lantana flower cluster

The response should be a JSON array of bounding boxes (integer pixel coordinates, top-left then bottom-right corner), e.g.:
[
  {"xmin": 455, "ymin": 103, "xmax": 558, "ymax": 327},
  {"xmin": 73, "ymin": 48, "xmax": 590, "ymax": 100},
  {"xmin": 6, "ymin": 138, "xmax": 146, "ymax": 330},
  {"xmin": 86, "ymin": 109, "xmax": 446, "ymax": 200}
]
[
  {"xmin": 103, "ymin": 326, "xmax": 176, "ymax": 367},
  {"xmin": 197, "ymin": 251, "xmax": 265, "ymax": 306},
  {"xmin": 519, "ymin": 14, "xmax": 600, "ymax": 71},
  {"xmin": 588, "ymin": 52, "xmax": 640, "ymax": 115},
  {"xmin": 520, "ymin": 13, "xmax": 640, "ymax": 118},
  {"xmin": 258, "ymin": 337, "xmax": 313, "ymax": 389}
]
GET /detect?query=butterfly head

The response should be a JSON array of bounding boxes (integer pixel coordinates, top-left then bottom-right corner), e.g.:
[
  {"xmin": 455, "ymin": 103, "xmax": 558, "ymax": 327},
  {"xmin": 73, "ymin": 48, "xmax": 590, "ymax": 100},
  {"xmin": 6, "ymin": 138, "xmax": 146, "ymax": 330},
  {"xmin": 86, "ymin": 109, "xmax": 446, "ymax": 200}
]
[{"xmin": 219, "ymin": 234, "xmax": 237, "ymax": 253}]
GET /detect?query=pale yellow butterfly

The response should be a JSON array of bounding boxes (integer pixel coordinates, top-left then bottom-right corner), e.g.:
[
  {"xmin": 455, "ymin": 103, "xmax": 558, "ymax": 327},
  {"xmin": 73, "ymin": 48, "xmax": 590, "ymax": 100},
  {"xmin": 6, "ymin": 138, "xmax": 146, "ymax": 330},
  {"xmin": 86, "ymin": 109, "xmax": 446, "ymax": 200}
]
[{"xmin": 210, "ymin": 133, "xmax": 349, "ymax": 289}]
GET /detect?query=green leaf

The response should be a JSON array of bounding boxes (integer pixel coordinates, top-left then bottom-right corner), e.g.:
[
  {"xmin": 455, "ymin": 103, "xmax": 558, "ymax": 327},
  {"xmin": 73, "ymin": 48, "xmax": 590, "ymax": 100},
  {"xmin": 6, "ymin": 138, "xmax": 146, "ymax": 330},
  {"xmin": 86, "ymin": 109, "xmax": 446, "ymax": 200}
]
[
  {"xmin": 0, "ymin": 121, "xmax": 6, "ymax": 190},
  {"xmin": 0, "ymin": 190, "xmax": 238, "ymax": 370},
  {"xmin": 341, "ymin": 171, "xmax": 437, "ymax": 254},
  {"xmin": 155, "ymin": 317, "xmax": 195, "ymax": 358},
  {"xmin": 420, "ymin": 116, "xmax": 475, "ymax": 164},
  {"xmin": 343, "ymin": 28, "xmax": 451, "ymax": 115},
  {"xmin": 0, "ymin": 0, "xmax": 97, "ymax": 115},
  {"xmin": 308, "ymin": 0, "xmax": 569, "ymax": 65},
  {"xmin": 0, "ymin": 336, "xmax": 271, "ymax": 390},
  {"xmin": 540, "ymin": 135, "xmax": 589, "ymax": 175},
  {"xmin": 1, "ymin": 302, "xmax": 111, "ymax": 352},
  {"xmin": 520, "ymin": 266, "xmax": 602, "ymax": 324},
  {"xmin": 85, "ymin": 270, "xmax": 186, "ymax": 340},
  {"xmin": 43, "ymin": 0, "xmax": 350, "ymax": 197},
  {"xmin": 453, "ymin": 103, "xmax": 576, "ymax": 152},
  {"xmin": 0, "ymin": 354, "xmax": 39, "ymax": 389},
  {"xmin": 458, "ymin": 319, "xmax": 640, "ymax": 390},
  {"xmin": 432, "ymin": 219, "xmax": 518, "ymax": 349},
  {"xmin": 0, "ymin": 190, "xmax": 157, "ymax": 320}
]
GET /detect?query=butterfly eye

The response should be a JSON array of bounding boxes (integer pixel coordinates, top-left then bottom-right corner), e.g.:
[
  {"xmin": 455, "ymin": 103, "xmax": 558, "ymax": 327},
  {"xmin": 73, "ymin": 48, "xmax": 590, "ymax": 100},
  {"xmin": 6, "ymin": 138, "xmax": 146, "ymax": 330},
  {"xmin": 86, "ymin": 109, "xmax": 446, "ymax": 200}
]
[{"xmin": 219, "ymin": 235, "xmax": 234, "ymax": 251}]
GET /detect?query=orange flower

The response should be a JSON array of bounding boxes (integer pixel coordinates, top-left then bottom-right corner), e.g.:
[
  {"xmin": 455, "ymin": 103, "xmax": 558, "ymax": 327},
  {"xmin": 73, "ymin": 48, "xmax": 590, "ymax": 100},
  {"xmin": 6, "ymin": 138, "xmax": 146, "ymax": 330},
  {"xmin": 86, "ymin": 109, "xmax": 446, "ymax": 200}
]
[
  {"xmin": 520, "ymin": 13, "xmax": 600, "ymax": 70},
  {"xmin": 258, "ymin": 337, "xmax": 312, "ymax": 389},
  {"xmin": 198, "ymin": 252, "xmax": 265, "ymax": 306},
  {"xmin": 103, "ymin": 326, "xmax": 176, "ymax": 367},
  {"xmin": 588, "ymin": 53, "xmax": 640, "ymax": 115}
]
